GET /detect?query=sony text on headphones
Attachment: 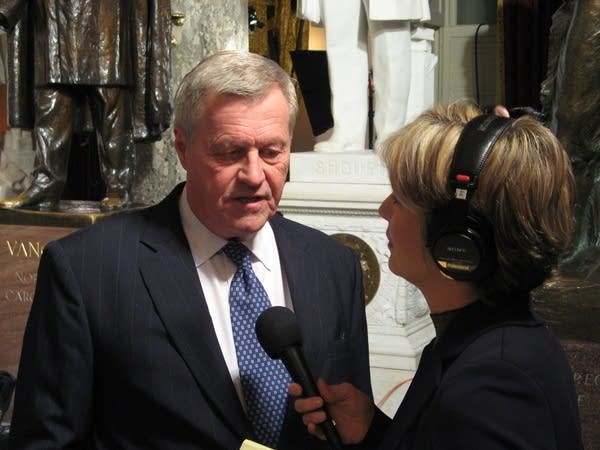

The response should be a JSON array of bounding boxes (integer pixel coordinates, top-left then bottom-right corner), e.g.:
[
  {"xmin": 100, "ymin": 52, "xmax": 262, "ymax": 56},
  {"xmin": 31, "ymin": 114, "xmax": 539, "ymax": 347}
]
[{"xmin": 426, "ymin": 114, "xmax": 513, "ymax": 281}]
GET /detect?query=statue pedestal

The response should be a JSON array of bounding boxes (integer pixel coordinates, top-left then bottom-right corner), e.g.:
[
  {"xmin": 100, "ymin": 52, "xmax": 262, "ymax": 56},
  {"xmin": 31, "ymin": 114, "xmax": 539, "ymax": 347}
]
[
  {"xmin": 0, "ymin": 203, "xmax": 143, "ymax": 422},
  {"xmin": 281, "ymin": 151, "xmax": 435, "ymax": 416},
  {"xmin": 532, "ymin": 261, "xmax": 600, "ymax": 450}
]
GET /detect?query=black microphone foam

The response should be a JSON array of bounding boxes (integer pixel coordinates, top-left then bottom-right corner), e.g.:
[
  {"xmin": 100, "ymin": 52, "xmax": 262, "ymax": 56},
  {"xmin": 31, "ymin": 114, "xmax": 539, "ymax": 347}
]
[
  {"xmin": 255, "ymin": 306, "xmax": 302, "ymax": 359},
  {"xmin": 256, "ymin": 306, "xmax": 343, "ymax": 449}
]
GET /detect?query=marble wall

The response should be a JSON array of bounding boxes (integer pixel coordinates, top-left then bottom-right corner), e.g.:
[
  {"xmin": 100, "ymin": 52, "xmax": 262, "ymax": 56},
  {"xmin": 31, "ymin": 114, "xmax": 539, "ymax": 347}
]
[{"xmin": 134, "ymin": 0, "xmax": 249, "ymax": 205}]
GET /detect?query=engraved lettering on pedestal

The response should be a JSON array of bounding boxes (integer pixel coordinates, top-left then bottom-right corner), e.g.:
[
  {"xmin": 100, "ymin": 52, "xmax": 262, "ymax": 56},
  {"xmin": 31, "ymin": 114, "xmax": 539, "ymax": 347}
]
[
  {"xmin": 15, "ymin": 271, "xmax": 36, "ymax": 285},
  {"xmin": 561, "ymin": 340, "xmax": 600, "ymax": 449},
  {"xmin": 573, "ymin": 371, "xmax": 600, "ymax": 408},
  {"xmin": 4, "ymin": 271, "xmax": 37, "ymax": 304},
  {"xmin": 2, "ymin": 240, "xmax": 42, "ymax": 304},
  {"xmin": 4, "ymin": 289, "xmax": 34, "ymax": 303},
  {"xmin": 6, "ymin": 240, "xmax": 42, "ymax": 257},
  {"xmin": 315, "ymin": 159, "xmax": 383, "ymax": 179}
]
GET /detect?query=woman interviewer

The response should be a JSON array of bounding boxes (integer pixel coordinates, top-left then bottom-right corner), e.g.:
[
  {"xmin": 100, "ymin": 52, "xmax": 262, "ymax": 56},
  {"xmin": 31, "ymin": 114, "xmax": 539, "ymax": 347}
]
[{"xmin": 290, "ymin": 103, "xmax": 583, "ymax": 449}]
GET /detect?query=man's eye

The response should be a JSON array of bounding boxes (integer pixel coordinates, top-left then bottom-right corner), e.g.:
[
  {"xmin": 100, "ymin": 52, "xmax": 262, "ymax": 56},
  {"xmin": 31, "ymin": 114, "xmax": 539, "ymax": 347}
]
[
  {"xmin": 217, "ymin": 148, "xmax": 244, "ymax": 159},
  {"xmin": 260, "ymin": 148, "xmax": 283, "ymax": 160}
]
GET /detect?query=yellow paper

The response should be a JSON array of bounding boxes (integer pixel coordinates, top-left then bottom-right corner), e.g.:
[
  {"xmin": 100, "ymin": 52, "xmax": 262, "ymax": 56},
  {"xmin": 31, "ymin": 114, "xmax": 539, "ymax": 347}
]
[{"xmin": 240, "ymin": 439, "xmax": 274, "ymax": 450}]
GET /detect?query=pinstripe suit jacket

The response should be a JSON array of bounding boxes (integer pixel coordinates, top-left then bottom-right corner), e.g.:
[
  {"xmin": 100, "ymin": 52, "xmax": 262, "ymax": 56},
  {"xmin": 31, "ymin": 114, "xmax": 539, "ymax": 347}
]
[{"xmin": 9, "ymin": 183, "xmax": 371, "ymax": 450}]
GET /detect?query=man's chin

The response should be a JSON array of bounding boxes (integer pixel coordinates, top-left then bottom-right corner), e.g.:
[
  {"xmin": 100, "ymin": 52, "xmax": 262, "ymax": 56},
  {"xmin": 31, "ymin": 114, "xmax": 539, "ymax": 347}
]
[{"xmin": 226, "ymin": 213, "xmax": 274, "ymax": 239}]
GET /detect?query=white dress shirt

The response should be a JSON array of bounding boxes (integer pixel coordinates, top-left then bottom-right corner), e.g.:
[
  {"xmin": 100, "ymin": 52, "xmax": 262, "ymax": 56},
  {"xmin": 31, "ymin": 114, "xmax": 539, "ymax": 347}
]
[{"xmin": 178, "ymin": 188, "xmax": 292, "ymax": 408}]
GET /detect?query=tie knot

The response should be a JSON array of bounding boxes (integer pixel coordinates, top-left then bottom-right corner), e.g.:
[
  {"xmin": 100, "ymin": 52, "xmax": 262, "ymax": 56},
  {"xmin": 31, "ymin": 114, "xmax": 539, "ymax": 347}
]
[{"xmin": 222, "ymin": 241, "xmax": 251, "ymax": 268}]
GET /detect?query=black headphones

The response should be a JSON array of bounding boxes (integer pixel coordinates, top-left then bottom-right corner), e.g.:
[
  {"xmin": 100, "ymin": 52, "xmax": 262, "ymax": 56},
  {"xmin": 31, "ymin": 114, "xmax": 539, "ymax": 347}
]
[{"xmin": 426, "ymin": 114, "xmax": 513, "ymax": 281}]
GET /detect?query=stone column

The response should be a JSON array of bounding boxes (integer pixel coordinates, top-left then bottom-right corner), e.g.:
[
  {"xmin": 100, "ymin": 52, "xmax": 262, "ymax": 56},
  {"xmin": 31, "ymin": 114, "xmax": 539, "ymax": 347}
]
[{"xmin": 133, "ymin": 0, "xmax": 249, "ymax": 205}]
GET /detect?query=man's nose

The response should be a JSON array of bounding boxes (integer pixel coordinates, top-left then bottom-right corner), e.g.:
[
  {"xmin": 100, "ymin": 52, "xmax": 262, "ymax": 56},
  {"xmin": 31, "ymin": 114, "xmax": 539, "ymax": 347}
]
[{"xmin": 238, "ymin": 151, "xmax": 266, "ymax": 185}]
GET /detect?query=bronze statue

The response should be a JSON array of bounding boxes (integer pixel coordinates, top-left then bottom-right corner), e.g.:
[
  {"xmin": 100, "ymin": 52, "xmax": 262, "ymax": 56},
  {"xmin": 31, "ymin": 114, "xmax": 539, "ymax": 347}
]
[
  {"xmin": 0, "ymin": 0, "xmax": 172, "ymax": 210},
  {"xmin": 541, "ymin": 0, "xmax": 600, "ymax": 273}
]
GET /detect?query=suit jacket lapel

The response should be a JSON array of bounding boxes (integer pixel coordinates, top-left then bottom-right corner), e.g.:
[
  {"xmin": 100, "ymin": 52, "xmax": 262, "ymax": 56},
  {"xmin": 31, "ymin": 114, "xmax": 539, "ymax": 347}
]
[
  {"xmin": 270, "ymin": 215, "xmax": 323, "ymax": 365},
  {"xmin": 138, "ymin": 184, "xmax": 252, "ymax": 438}
]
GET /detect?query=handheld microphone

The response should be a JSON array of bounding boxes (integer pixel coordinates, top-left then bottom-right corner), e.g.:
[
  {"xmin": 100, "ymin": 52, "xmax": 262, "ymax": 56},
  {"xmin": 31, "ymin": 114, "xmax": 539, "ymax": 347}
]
[{"xmin": 256, "ymin": 306, "xmax": 343, "ymax": 450}]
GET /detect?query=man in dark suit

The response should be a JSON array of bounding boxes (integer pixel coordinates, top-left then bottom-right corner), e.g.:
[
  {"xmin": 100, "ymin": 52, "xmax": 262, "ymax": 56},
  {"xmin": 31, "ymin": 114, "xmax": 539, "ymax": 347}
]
[{"xmin": 9, "ymin": 51, "xmax": 372, "ymax": 449}]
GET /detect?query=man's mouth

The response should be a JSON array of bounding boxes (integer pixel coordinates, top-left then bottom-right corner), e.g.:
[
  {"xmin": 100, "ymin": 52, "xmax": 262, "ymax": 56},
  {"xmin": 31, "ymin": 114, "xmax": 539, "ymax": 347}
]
[{"xmin": 235, "ymin": 195, "xmax": 265, "ymax": 204}]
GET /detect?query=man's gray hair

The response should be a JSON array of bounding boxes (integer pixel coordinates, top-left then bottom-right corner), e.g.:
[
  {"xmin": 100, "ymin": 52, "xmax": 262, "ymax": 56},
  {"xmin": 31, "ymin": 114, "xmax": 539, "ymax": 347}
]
[{"xmin": 173, "ymin": 50, "xmax": 298, "ymax": 137}]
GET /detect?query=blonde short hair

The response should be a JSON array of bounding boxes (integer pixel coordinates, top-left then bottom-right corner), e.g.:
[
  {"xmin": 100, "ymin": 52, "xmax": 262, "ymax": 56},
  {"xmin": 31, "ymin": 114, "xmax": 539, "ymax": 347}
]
[{"xmin": 380, "ymin": 103, "xmax": 575, "ymax": 301}]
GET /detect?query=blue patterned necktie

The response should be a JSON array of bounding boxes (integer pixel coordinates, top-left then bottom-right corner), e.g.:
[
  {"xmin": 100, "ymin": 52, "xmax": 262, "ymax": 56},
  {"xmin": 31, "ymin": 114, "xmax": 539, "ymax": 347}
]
[{"xmin": 222, "ymin": 241, "xmax": 291, "ymax": 448}]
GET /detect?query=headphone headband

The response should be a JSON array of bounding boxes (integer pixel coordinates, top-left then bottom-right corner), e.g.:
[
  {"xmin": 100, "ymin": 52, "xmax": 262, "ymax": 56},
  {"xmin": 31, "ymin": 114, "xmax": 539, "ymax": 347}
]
[{"xmin": 450, "ymin": 115, "xmax": 512, "ymax": 196}]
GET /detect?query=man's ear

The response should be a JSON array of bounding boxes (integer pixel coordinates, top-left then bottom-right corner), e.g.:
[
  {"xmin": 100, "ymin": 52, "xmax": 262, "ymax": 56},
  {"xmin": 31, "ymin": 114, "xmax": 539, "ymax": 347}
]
[{"xmin": 173, "ymin": 127, "xmax": 188, "ymax": 169}]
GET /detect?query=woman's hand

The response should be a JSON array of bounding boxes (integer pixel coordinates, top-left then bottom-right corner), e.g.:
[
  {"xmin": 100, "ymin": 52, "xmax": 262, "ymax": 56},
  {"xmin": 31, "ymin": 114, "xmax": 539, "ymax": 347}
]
[{"xmin": 289, "ymin": 378, "xmax": 375, "ymax": 444}]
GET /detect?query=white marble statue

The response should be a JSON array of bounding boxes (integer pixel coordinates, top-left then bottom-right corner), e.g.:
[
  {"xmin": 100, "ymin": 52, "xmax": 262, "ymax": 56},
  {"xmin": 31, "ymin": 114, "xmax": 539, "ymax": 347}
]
[{"xmin": 298, "ymin": 0, "xmax": 433, "ymax": 152}]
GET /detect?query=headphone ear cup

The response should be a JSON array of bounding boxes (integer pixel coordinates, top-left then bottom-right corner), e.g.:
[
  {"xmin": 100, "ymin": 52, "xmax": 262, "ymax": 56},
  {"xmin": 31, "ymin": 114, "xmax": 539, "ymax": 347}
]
[
  {"xmin": 426, "ymin": 206, "xmax": 445, "ymax": 249},
  {"xmin": 428, "ymin": 207, "xmax": 496, "ymax": 281}
]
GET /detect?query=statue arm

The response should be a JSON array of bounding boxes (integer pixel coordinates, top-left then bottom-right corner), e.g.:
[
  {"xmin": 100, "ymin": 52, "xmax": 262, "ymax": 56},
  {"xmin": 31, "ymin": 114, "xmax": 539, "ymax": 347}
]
[
  {"xmin": 5, "ymin": 0, "xmax": 34, "ymax": 129},
  {"xmin": 145, "ymin": 0, "xmax": 172, "ymax": 136},
  {"xmin": 297, "ymin": 0, "xmax": 322, "ymax": 25},
  {"xmin": 131, "ymin": 0, "xmax": 172, "ymax": 142}
]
